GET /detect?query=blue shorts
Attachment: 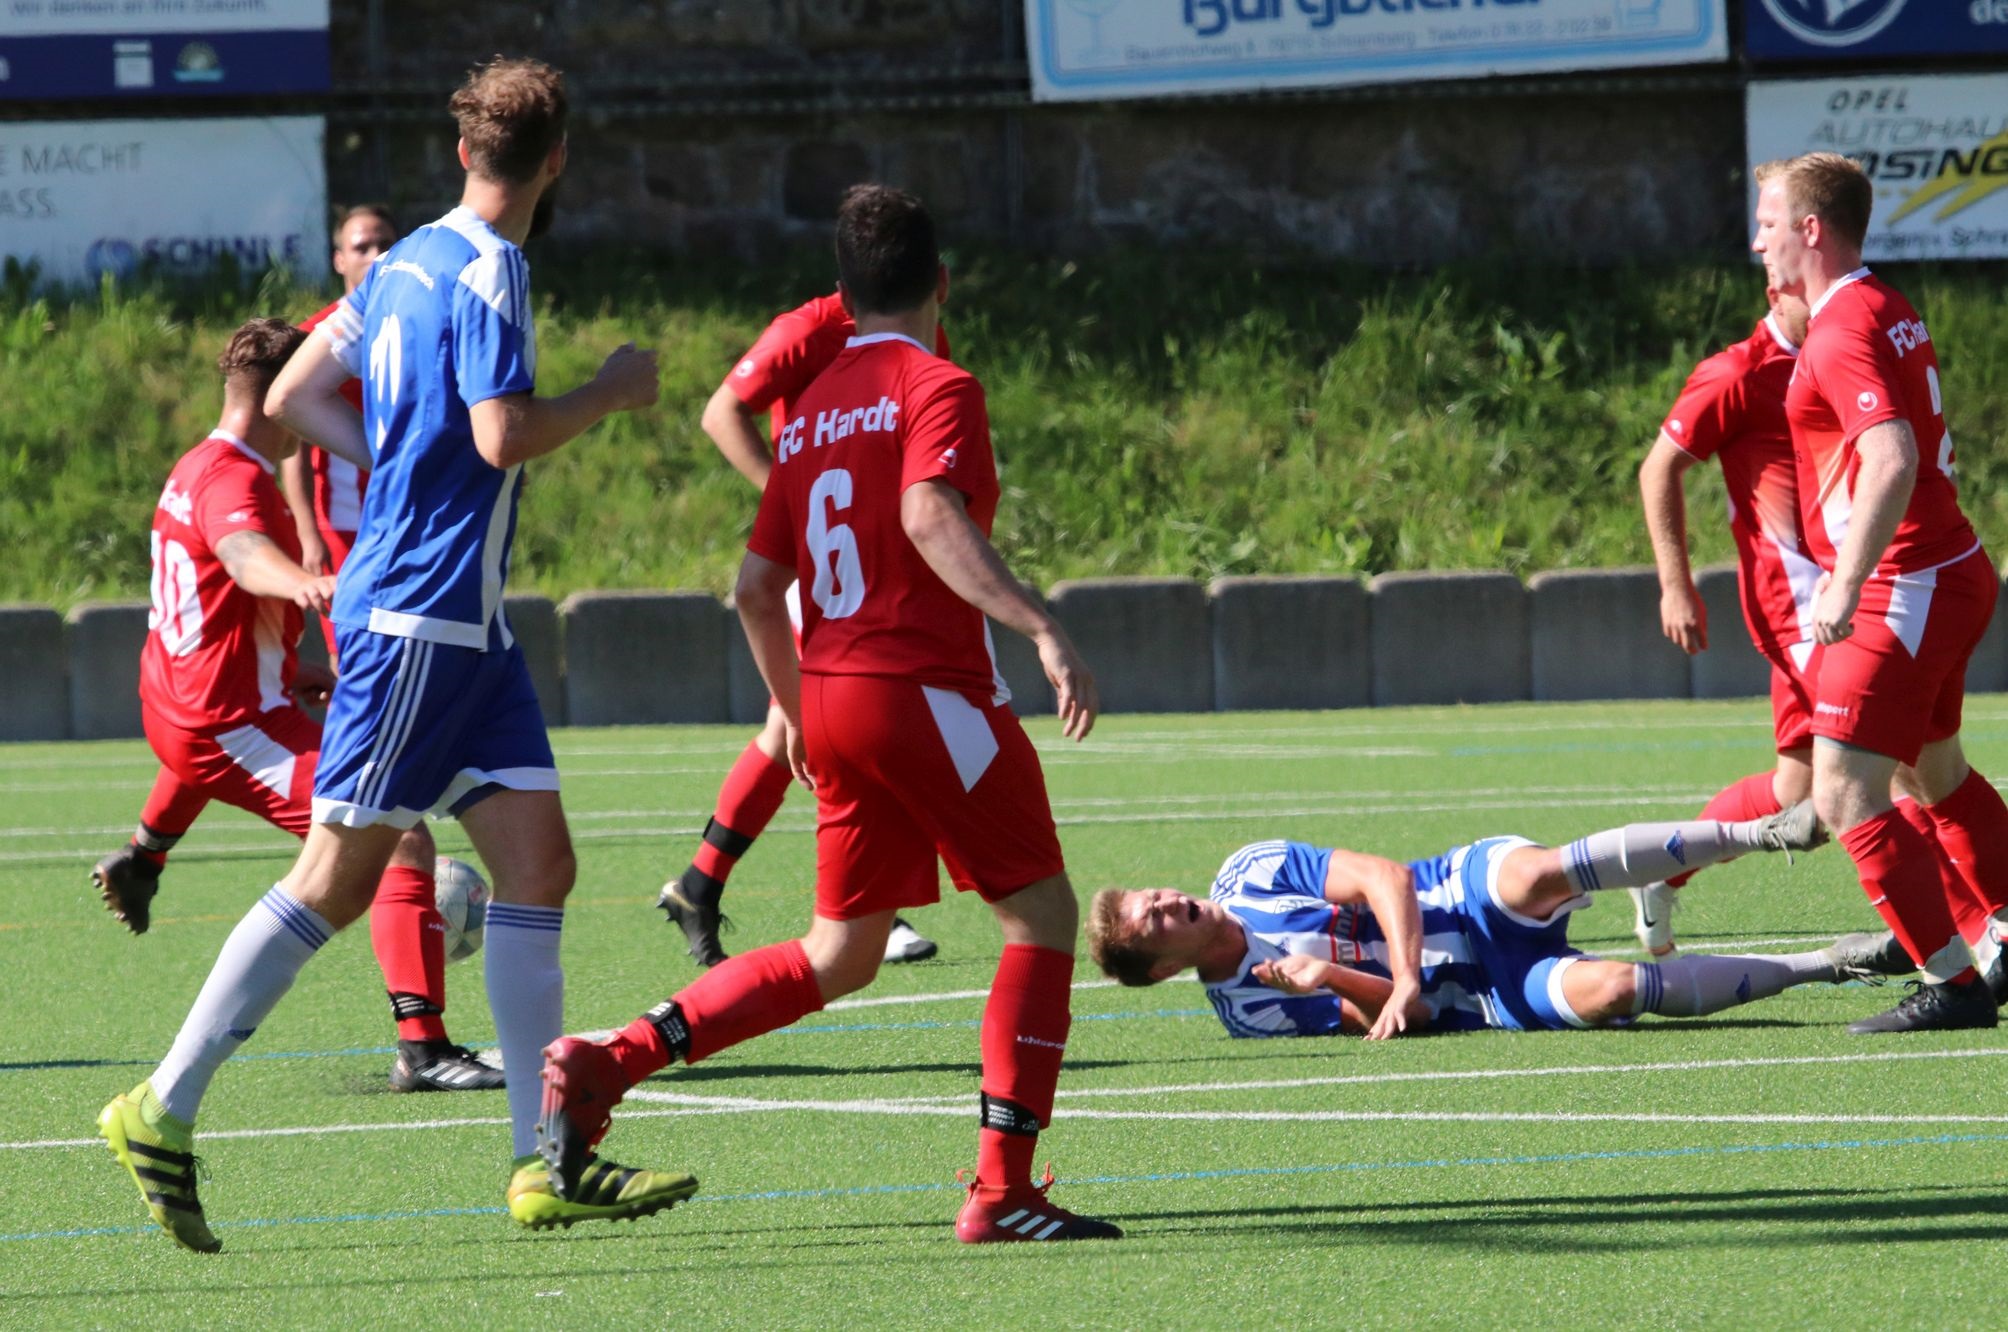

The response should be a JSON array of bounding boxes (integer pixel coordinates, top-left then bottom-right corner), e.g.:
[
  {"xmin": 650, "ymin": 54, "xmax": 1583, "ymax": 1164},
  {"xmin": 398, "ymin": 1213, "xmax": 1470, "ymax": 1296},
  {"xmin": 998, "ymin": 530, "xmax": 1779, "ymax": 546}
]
[
  {"xmin": 1451, "ymin": 837, "xmax": 1601, "ymax": 1032},
  {"xmin": 312, "ymin": 627, "xmax": 557, "ymax": 830}
]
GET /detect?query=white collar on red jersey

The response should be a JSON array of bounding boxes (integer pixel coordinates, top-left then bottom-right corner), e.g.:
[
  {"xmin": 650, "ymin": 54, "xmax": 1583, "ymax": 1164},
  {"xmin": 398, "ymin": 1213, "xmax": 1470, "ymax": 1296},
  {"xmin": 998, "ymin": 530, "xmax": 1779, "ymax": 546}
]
[
  {"xmin": 209, "ymin": 428, "xmax": 275, "ymax": 476},
  {"xmin": 1808, "ymin": 266, "xmax": 1871, "ymax": 322},
  {"xmin": 1762, "ymin": 312, "xmax": 1801, "ymax": 357},
  {"xmin": 844, "ymin": 331, "xmax": 934, "ymax": 356}
]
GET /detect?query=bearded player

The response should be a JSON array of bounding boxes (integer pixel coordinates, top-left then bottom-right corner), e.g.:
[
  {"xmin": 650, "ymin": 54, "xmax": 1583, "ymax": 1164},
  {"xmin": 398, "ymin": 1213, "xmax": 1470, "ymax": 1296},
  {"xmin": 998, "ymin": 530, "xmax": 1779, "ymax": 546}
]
[
  {"xmin": 1752, "ymin": 152, "xmax": 2007, "ymax": 1032},
  {"xmin": 655, "ymin": 283, "xmax": 945, "ymax": 968},
  {"xmin": 1630, "ymin": 285, "xmax": 1817, "ymax": 955},
  {"xmin": 534, "ymin": 185, "xmax": 1121, "ymax": 1244},
  {"xmin": 89, "ymin": 319, "xmax": 498, "ymax": 1097}
]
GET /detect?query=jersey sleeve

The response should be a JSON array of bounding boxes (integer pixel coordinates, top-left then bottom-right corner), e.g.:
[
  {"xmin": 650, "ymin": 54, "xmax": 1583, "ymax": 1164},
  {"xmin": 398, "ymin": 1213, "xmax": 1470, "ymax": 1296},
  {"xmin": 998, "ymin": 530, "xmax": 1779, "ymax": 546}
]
[
  {"xmin": 899, "ymin": 373, "xmax": 998, "ymax": 502},
  {"xmin": 452, "ymin": 249, "xmax": 538, "ymax": 407},
  {"xmin": 1813, "ymin": 312, "xmax": 1906, "ymax": 445},
  {"xmin": 747, "ymin": 472, "xmax": 797, "ymax": 567},
  {"xmin": 192, "ymin": 461, "xmax": 283, "ymax": 552},
  {"xmin": 321, "ymin": 271, "xmax": 372, "ymax": 377},
  {"xmin": 1660, "ymin": 351, "xmax": 1742, "ymax": 462},
  {"xmin": 726, "ymin": 312, "xmax": 823, "ymax": 413}
]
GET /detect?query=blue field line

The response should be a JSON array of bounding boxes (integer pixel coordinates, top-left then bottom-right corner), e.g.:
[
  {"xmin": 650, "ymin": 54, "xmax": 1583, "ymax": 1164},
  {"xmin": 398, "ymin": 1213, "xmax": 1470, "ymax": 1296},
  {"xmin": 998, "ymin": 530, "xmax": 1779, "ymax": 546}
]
[
  {"xmin": 0, "ymin": 1008, "xmax": 1214, "ymax": 1075},
  {"xmin": 8, "ymin": 1130, "xmax": 2005, "ymax": 1246}
]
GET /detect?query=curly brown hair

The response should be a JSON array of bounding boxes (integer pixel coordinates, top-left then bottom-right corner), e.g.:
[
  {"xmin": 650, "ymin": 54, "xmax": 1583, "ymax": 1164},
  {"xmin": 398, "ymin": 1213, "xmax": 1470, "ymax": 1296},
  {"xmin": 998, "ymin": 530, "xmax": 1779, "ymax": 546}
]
[
  {"xmin": 450, "ymin": 56, "xmax": 568, "ymax": 184},
  {"xmin": 217, "ymin": 317, "xmax": 307, "ymax": 397}
]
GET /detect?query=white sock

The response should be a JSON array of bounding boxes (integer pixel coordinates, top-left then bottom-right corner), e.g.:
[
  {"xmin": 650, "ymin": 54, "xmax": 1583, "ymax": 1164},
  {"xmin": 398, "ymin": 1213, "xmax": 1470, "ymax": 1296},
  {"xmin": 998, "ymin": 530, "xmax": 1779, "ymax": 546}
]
[
  {"xmin": 151, "ymin": 887, "xmax": 333, "ymax": 1123},
  {"xmin": 1562, "ymin": 819, "xmax": 1767, "ymax": 894},
  {"xmin": 1633, "ymin": 950, "xmax": 1837, "ymax": 1017},
  {"xmin": 485, "ymin": 903, "xmax": 564, "ymax": 1159}
]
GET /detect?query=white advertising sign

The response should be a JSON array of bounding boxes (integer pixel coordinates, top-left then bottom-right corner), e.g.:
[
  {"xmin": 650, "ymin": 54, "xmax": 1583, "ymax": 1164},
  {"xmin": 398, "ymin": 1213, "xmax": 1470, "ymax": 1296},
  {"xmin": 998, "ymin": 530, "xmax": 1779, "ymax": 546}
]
[
  {"xmin": 0, "ymin": 0, "xmax": 329, "ymax": 35},
  {"xmin": 1026, "ymin": 1, "xmax": 1729, "ymax": 103},
  {"xmin": 1747, "ymin": 75, "xmax": 2008, "ymax": 262},
  {"xmin": 0, "ymin": 116, "xmax": 326, "ymax": 285}
]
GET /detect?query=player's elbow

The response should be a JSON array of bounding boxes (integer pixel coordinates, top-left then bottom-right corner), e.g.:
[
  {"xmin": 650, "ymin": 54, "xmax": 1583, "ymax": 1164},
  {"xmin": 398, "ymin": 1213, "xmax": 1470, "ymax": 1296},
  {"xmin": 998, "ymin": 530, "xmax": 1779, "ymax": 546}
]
[
  {"xmin": 701, "ymin": 385, "xmax": 753, "ymax": 444},
  {"xmin": 899, "ymin": 482, "xmax": 962, "ymax": 550},
  {"xmin": 734, "ymin": 553, "xmax": 792, "ymax": 615}
]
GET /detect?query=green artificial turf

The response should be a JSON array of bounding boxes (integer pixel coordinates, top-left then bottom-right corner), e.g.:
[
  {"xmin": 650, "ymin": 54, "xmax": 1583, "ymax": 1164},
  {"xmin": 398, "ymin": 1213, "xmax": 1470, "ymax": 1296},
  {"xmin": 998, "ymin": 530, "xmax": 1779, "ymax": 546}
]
[{"xmin": 3, "ymin": 702, "xmax": 2005, "ymax": 1328}]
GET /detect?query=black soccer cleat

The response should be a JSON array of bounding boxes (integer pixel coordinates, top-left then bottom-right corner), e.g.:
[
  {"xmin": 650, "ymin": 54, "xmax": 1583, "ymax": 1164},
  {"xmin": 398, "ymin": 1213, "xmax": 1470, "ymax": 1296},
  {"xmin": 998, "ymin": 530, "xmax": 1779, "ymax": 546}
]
[
  {"xmin": 1846, "ymin": 976, "xmax": 1998, "ymax": 1035},
  {"xmin": 389, "ymin": 1041, "xmax": 506, "ymax": 1093},
  {"xmin": 656, "ymin": 868, "xmax": 732, "ymax": 968},
  {"xmin": 94, "ymin": 846, "xmax": 163, "ymax": 935}
]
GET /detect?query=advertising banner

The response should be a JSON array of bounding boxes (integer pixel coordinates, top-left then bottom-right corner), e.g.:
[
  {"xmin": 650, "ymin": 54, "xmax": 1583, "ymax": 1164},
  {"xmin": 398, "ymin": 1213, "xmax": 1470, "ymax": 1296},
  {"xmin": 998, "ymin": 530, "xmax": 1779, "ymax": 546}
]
[
  {"xmin": 0, "ymin": 1, "xmax": 330, "ymax": 100},
  {"xmin": 1747, "ymin": 75, "xmax": 2008, "ymax": 261},
  {"xmin": 1025, "ymin": 1, "xmax": 1729, "ymax": 104},
  {"xmin": 0, "ymin": 116, "xmax": 326, "ymax": 285},
  {"xmin": 1747, "ymin": 1, "xmax": 2008, "ymax": 62}
]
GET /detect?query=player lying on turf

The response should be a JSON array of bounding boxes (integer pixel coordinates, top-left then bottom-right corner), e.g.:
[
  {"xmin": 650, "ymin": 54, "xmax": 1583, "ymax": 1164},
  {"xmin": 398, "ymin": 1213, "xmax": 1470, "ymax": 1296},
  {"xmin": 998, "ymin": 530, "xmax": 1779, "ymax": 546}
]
[
  {"xmin": 91, "ymin": 318, "xmax": 497, "ymax": 1095},
  {"xmin": 1086, "ymin": 807, "xmax": 1906, "ymax": 1037}
]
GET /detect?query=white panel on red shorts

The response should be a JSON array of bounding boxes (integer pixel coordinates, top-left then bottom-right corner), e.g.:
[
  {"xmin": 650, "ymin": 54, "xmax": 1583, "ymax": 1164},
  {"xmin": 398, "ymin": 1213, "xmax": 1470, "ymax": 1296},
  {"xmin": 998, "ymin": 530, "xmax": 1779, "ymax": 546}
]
[
  {"xmin": 748, "ymin": 333, "xmax": 1002, "ymax": 698},
  {"xmin": 724, "ymin": 292, "xmax": 952, "ymax": 443},
  {"xmin": 1785, "ymin": 270, "xmax": 1978, "ymax": 577},
  {"xmin": 298, "ymin": 300, "xmax": 369, "ymax": 543},
  {"xmin": 139, "ymin": 434, "xmax": 304, "ymax": 733}
]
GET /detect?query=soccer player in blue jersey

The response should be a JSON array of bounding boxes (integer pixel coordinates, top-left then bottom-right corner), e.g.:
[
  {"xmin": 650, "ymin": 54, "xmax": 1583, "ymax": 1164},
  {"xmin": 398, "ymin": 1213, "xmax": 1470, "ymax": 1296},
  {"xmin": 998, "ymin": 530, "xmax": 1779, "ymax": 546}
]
[
  {"xmin": 1086, "ymin": 806, "xmax": 1904, "ymax": 1038},
  {"xmin": 96, "ymin": 58, "xmax": 690, "ymax": 1253}
]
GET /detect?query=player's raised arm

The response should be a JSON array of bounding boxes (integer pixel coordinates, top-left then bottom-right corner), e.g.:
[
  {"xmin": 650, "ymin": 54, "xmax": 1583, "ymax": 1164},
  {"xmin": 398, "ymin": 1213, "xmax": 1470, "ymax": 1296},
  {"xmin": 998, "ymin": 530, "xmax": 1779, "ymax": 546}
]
[
  {"xmin": 266, "ymin": 333, "xmax": 371, "ymax": 472},
  {"xmin": 468, "ymin": 342, "xmax": 660, "ymax": 469},
  {"xmin": 701, "ymin": 381, "xmax": 775, "ymax": 490},
  {"xmin": 1318, "ymin": 848, "xmax": 1424, "ymax": 1039},
  {"xmin": 1639, "ymin": 432, "xmax": 1706, "ymax": 653},
  {"xmin": 902, "ymin": 479, "xmax": 1099, "ymax": 740}
]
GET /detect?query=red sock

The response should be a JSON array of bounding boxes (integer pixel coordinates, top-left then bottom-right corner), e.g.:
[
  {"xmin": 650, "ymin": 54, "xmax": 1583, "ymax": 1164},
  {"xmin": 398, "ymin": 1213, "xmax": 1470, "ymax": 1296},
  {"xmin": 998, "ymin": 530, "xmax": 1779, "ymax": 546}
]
[
  {"xmin": 133, "ymin": 770, "xmax": 210, "ymax": 867},
  {"xmin": 1923, "ymin": 768, "xmax": 2008, "ymax": 927},
  {"xmin": 1896, "ymin": 797, "xmax": 1991, "ymax": 946},
  {"xmin": 1666, "ymin": 770, "xmax": 1783, "ymax": 888},
  {"xmin": 1838, "ymin": 810, "xmax": 1977, "ymax": 985},
  {"xmin": 604, "ymin": 940, "xmax": 824, "ymax": 1086},
  {"xmin": 369, "ymin": 864, "xmax": 448, "ymax": 1042},
  {"xmin": 976, "ymin": 944, "xmax": 1075, "ymax": 1193},
  {"xmin": 691, "ymin": 742, "xmax": 795, "ymax": 883}
]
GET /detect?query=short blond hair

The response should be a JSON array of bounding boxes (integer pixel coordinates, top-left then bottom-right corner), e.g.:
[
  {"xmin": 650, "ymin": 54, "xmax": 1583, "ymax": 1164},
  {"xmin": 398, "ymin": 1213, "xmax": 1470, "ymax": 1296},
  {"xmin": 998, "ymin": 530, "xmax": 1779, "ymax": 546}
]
[
  {"xmin": 1755, "ymin": 152, "xmax": 1872, "ymax": 250},
  {"xmin": 1086, "ymin": 889, "xmax": 1160, "ymax": 988}
]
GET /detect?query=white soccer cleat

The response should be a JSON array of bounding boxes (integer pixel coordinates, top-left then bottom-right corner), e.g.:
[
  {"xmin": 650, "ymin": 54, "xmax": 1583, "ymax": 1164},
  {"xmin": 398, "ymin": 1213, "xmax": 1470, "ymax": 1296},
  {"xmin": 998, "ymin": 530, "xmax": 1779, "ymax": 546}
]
[
  {"xmin": 1630, "ymin": 882, "xmax": 1678, "ymax": 957},
  {"xmin": 883, "ymin": 917, "xmax": 938, "ymax": 964}
]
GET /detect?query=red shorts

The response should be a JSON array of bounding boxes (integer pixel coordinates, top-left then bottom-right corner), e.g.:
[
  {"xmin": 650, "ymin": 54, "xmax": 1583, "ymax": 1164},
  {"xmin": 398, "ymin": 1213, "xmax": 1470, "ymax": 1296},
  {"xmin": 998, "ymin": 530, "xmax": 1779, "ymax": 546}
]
[
  {"xmin": 142, "ymin": 704, "xmax": 320, "ymax": 837},
  {"xmin": 1766, "ymin": 656, "xmax": 1815, "ymax": 752},
  {"xmin": 1807, "ymin": 546, "xmax": 1995, "ymax": 765},
  {"xmin": 315, "ymin": 528, "xmax": 357, "ymax": 667},
  {"xmin": 803, "ymin": 674, "xmax": 1065, "ymax": 920}
]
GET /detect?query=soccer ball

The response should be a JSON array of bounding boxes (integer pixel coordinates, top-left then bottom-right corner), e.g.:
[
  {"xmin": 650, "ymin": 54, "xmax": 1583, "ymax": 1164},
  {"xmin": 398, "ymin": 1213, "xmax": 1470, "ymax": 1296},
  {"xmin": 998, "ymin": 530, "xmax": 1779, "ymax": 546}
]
[{"xmin": 434, "ymin": 856, "xmax": 490, "ymax": 963}]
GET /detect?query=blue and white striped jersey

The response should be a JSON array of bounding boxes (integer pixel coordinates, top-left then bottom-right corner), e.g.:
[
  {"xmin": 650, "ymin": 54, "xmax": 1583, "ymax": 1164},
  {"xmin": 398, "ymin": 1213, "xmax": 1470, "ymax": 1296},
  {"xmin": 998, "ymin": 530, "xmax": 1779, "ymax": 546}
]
[
  {"xmin": 319, "ymin": 207, "xmax": 537, "ymax": 653},
  {"xmin": 1202, "ymin": 840, "xmax": 1500, "ymax": 1037}
]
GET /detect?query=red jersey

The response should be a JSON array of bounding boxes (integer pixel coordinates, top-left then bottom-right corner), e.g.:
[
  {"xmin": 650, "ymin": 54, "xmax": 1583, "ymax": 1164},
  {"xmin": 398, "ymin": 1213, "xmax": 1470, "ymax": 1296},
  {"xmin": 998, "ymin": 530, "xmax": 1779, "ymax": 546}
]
[
  {"xmin": 747, "ymin": 333, "xmax": 1003, "ymax": 698},
  {"xmin": 299, "ymin": 299, "xmax": 368, "ymax": 536},
  {"xmin": 139, "ymin": 433, "xmax": 304, "ymax": 732},
  {"xmin": 725, "ymin": 292, "xmax": 951, "ymax": 441},
  {"xmin": 1663, "ymin": 315, "xmax": 1818, "ymax": 664},
  {"xmin": 1786, "ymin": 269, "xmax": 1978, "ymax": 577}
]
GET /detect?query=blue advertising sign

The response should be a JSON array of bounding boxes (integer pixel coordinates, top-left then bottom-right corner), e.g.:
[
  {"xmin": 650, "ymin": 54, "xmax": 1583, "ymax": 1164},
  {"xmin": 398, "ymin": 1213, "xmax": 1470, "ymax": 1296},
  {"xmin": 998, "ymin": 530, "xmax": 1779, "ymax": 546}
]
[
  {"xmin": 1747, "ymin": 1, "xmax": 2008, "ymax": 61},
  {"xmin": 1026, "ymin": 2, "xmax": 1729, "ymax": 104},
  {"xmin": 0, "ymin": 1, "xmax": 330, "ymax": 100}
]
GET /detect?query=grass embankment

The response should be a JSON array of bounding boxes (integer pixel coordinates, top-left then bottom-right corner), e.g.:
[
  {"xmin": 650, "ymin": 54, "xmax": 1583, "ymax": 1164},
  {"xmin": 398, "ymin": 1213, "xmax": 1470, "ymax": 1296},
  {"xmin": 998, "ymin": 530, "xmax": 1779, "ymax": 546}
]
[{"xmin": 6, "ymin": 252, "xmax": 2008, "ymax": 610}]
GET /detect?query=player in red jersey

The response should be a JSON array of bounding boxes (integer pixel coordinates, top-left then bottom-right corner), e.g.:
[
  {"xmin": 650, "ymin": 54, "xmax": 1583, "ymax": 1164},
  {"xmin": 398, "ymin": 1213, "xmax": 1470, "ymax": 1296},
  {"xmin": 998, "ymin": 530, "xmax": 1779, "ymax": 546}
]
[
  {"xmin": 1631, "ymin": 286, "xmax": 1819, "ymax": 955},
  {"xmin": 279, "ymin": 203, "xmax": 398, "ymax": 663},
  {"xmin": 534, "ymin": 186, "xmax": 1121, "ymax": 1243},
  {"xmin": 91, "ymin": 318, "xmax": 502, "ymax": 1093},
  {"xmin": 655, "ymin": 292, "xmax": 946, "ymax": 968},
  {"xmin": 1753, "ymin": 152, "xmax": 2006, "ymax": 1031}
]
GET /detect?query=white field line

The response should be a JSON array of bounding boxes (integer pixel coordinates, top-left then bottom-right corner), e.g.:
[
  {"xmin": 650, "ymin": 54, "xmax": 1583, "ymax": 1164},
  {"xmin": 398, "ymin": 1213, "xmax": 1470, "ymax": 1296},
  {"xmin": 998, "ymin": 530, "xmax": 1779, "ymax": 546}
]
[{"xmin": 13, "ymin": 1047, "xmax": 2007, "ymax": 1153}]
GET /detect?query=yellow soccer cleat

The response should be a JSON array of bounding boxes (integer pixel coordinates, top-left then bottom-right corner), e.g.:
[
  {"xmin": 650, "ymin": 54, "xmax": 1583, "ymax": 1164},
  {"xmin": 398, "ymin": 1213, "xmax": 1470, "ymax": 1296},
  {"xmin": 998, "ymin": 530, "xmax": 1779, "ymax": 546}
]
[
  {"xmin": 506, "ymin": 1153, "xmax": 698, "ymax": 1231},
  {"xmin": 98, "ymin": 1081, "xmax": 221, "ymax": 1253}
]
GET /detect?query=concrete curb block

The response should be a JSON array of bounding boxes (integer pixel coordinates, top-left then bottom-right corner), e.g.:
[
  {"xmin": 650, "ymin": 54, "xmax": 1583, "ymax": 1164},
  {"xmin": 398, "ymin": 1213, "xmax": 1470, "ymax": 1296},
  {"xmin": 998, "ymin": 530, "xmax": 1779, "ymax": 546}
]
[
  {"xmin": 991, "ymin": 582, "xmax": 1057, "ymax": 719},
  {"xmin": 1209, "ymin": 575, "xmax": 1369, "ymax": 711},
  {"xmin": 1688, "ymin": 564, "xmax": 1773, "ymax": 699},
  {"xmin": 0, "ymin": 605, "xmax": 69, "ymax": 741},
  {"xmin": 560, "ymin": 591, "xmax": 729, "ymax": 726},
  {"xmin": 1965, "ymin": 572, "xmax": 2008, "ymax": 695},
  {"xmin": 1048, "ymin": 577, "xmax": 1212, "ymax": 714},
  {"xmin": 505, "ymin": 595, "xmax": 566, "ymax": 727},
  {"xmin": 1368, "ymin": 571, "xmax": 1529, "ymax": 706},
  {"xmin": 66, "ymin": 602, "xmax": 149, "ymax": 740},
  {"xmin": 1529, "ymin": 568, "xmax": 1691, "ymax": 702}
]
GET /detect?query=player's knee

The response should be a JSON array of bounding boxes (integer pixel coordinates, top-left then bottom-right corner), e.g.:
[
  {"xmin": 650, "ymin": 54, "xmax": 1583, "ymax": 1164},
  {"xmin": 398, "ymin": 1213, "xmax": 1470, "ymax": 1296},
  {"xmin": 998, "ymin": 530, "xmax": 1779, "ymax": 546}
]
[
  {"xmin": 387, "ymin": 822, "xmax": 436, "ymax": 871},
  {"xmin": 801, "ymin": 929, "xmax": 883, "ymax": 999},
  {"xmin": 992, "ymin": 874, "xmax": 1078, "ymax": 950},
  {"xmin": 490, "ymin": 843, "xmax": 575, "ymax": 905},
  {"xmin": 1574, "ymin": 965, "xmax": 1637, "ymax": 1025}
]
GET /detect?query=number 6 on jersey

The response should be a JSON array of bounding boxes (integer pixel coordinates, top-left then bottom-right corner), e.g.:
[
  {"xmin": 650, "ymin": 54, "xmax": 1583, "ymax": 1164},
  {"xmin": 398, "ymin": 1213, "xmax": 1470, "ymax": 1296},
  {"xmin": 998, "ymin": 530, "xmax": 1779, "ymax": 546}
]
[{"xmin": 806, "ymin": 467, "xmax": 865, "ymax": 618}]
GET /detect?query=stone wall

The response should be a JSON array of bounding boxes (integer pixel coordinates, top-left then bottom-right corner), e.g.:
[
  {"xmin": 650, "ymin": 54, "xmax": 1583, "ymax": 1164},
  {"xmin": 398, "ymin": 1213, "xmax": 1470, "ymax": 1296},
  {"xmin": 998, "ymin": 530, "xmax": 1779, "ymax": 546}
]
[{"xmin": 325, "ymin": 1, "xmax": 1748, "ymax": 265}]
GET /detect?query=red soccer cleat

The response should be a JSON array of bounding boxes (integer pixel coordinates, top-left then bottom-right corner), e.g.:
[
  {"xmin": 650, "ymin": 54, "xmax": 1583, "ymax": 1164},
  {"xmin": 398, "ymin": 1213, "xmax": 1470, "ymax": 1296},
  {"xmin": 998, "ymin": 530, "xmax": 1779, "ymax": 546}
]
[
  {"xmin": 954, "ymin": 1166, "xmax": 1123, "ymax": 1244},
  {"xmin": 535, "ymin": 1036, "xmax": 631, "ymax": 1201}
]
